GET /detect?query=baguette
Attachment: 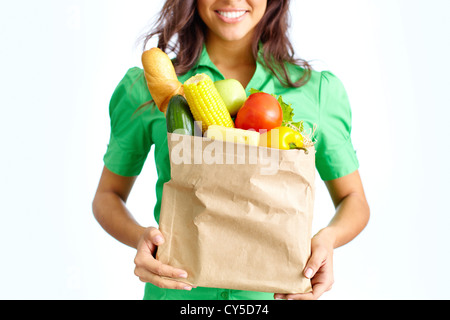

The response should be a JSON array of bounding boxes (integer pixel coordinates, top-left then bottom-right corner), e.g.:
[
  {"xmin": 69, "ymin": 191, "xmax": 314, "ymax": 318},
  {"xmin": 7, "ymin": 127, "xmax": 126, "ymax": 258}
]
[{"xmin": 141, "ymin": 48, "xmax": 184, "ymax": 115}]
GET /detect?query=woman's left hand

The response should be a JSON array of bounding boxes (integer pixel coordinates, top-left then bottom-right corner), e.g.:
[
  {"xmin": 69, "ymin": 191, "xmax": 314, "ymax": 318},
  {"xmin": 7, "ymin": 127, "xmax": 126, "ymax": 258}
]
[{"xmin": 274, "ymin": 229, "xmax": 335, "ymax": 300}]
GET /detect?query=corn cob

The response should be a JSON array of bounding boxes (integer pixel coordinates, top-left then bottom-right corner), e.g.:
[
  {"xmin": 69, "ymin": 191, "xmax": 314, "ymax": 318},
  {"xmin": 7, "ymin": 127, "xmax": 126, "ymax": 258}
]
[{"xmin": 183, "ymin": 74, "xmax": 235, "ymax": 133}]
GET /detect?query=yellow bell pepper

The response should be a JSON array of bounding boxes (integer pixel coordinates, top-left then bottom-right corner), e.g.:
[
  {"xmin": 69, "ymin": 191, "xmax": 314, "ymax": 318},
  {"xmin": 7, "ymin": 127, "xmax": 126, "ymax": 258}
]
[{"xmin": 259, "ymin": 126, "xmax": 304, "ymax": 150}]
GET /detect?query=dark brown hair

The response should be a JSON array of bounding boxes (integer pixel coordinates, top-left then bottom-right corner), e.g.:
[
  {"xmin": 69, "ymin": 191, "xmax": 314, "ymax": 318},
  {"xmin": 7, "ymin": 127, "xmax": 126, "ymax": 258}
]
[{"xmin": 140, "ymin": 0, "xmax": 312, "ymax": 88}]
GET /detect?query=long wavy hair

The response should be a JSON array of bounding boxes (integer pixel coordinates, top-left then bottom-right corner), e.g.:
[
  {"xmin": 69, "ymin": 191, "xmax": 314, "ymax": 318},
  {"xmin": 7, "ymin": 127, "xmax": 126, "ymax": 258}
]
[{"xmin": 140, "ymin": 0, "xmax": 312, "ymax": 88}]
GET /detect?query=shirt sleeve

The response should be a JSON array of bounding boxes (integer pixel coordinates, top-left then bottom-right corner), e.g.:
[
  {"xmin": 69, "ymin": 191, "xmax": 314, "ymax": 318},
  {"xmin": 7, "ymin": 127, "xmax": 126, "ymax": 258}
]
[
  {"xmin": 103, "ymin": 68, "xmax": 153, "ymax": 177},
  {"xmin": 315, "ymin": 71, "xmax": 359, "ymax": 181}
]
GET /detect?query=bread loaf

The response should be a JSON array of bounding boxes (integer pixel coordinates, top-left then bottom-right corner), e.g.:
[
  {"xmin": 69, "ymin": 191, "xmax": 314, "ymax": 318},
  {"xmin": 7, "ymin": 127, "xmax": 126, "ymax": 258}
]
[{"xmin": 141, "ymin": 48, "xmax": 184, "ymax": 115}]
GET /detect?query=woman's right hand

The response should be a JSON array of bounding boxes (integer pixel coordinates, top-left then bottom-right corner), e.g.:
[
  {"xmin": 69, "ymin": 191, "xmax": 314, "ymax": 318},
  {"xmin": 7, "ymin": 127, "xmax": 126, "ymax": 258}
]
[{"xmin": 134, "ymin": 227, "xmax": 193, "ymax": 291}]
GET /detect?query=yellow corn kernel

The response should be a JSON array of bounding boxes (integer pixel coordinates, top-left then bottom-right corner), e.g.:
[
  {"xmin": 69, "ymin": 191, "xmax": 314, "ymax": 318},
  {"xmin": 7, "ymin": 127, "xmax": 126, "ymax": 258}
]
[{"xmin": 183, "ymin": 74, "xmax": 235, "ymax": 133}]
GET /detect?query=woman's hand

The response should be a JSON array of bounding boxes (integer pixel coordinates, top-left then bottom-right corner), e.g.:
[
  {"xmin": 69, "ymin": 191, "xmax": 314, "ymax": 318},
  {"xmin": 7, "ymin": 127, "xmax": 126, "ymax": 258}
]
[
  {"xmin": 134, "ymin": 227, "xmax": 194, "ymax": 291},
  {"xmin": 274, "ymin": 171, "xmax": 370, "ymax": 300},
  {"xmin": 274, "ymin": 228, "xmax": 335, "ymax": 300}
]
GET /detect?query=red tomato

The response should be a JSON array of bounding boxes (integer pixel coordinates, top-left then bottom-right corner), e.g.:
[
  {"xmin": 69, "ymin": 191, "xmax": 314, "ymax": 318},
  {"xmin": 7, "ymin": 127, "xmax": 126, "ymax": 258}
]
[{"xmin": 235, "ymin": 92, "xmax": 283, "ymax": 132}]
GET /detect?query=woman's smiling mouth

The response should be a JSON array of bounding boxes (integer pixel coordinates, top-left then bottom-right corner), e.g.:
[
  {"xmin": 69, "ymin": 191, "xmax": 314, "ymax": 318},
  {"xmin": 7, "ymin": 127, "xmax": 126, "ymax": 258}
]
[{"xmin": 215, "ymin": 10, "xmax": 248, "ymax": 23}]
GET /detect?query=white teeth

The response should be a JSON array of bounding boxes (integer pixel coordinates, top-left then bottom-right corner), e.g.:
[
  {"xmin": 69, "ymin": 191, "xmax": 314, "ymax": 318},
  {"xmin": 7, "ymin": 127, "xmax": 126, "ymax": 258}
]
[{"xmin": 218, "ymin": 11, "xmax": 246, "ymax": 19}]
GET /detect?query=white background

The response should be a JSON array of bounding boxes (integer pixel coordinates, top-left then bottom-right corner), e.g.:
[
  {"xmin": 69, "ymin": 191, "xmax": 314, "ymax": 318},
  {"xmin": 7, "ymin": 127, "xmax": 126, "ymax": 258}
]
[{"xmin": 1, "ymin": 0, "xmax": 449, "ymax": 300}]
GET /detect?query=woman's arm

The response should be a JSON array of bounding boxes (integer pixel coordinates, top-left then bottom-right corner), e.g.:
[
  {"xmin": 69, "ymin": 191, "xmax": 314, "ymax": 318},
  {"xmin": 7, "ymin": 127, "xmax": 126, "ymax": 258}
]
[
  {"xmin": 92, "ymin": 166, "xmax": 192, "ymax": 290},
  {"xmin": 92, "ymin": 166, "xmax": 145, "ymax": 249},
  {"xmin": 323, "ymin": 169, "xmax": 371, "ymax": 249},
  {"xmin": 275, "ymin": 170, "xmax": 370, "ymax": 300}
]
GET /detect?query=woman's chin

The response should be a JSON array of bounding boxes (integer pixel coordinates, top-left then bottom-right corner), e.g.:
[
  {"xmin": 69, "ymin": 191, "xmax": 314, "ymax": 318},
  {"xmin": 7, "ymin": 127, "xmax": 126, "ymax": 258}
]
[{"xmin": 215, "ymin": 29, "xmax": 253, "ymax": 44}]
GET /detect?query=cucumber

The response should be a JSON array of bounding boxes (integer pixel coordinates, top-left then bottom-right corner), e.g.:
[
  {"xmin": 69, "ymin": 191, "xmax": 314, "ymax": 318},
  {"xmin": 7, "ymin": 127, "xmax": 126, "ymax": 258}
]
[{"xmin": 166, "ymin": 95, "xmax": 195, "ymax": 136}]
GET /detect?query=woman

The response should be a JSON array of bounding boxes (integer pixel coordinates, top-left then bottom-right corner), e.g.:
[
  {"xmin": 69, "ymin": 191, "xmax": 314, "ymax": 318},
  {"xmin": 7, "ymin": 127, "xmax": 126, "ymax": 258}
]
[{"xmin": 92, "ymin": 0, "xmax": 370, "ymax": 300}]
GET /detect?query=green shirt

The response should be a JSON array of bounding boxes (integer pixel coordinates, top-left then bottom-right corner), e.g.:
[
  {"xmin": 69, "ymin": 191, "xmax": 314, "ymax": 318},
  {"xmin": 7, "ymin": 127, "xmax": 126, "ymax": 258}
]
[{"xmin": 103, "ymin": 46, "xmax": 359, "ymax": 300}]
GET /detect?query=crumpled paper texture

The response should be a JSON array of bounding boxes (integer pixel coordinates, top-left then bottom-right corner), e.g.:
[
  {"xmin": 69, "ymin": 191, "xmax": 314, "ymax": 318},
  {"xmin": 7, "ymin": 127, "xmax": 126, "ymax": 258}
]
[{"xmin": 157, "ymin": 133, "xmax": 315, "ymax": 294}]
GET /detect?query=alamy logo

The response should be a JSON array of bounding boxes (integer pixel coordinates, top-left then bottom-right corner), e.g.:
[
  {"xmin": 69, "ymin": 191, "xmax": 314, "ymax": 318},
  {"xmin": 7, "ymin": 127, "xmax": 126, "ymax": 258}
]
[{"xmin": 169, "ymin": 123, "xmax": 284, "ymax": 176}]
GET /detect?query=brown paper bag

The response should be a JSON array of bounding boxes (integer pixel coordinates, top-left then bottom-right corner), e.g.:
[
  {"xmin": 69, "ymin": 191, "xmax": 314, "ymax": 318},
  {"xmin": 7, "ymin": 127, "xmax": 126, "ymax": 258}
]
[{"xmin": 157, "ymin": 133, "xmax": 315, "ymax": 294}]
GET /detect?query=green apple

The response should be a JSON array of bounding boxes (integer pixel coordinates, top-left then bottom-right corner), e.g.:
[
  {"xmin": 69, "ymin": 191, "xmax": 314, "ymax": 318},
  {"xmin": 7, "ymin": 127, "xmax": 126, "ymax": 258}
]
[{"xmin": 214, "ymin": 79, "xmax": 247, "ymax": 116}]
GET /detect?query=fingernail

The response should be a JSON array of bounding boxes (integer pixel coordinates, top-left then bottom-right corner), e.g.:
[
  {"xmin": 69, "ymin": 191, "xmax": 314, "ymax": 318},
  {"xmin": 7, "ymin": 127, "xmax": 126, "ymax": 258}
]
[
  {"xmin": 184, "ymin": 286, "xmax": 193, "ymax": 291},
  {"xmin": 305, "ymin": 268, "xmax": 314, "ymax": 279},
  {"xmin": 154, "ymin": 235, "xmax": 163, "ymax": 244},
  {"xmin": 178, "ymin": 273, "xmax": 188, "ymax": 279}
]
